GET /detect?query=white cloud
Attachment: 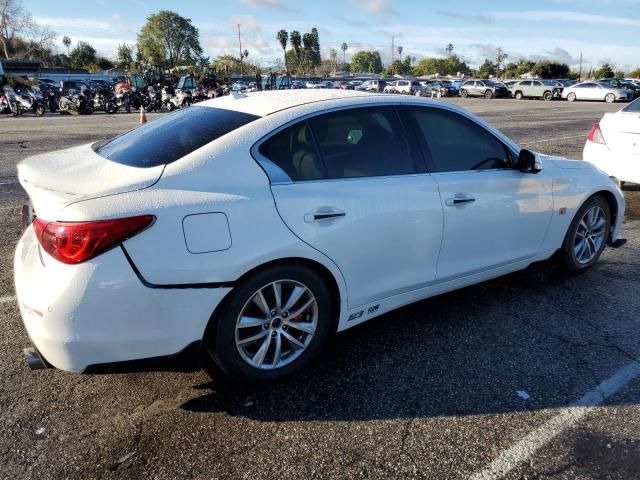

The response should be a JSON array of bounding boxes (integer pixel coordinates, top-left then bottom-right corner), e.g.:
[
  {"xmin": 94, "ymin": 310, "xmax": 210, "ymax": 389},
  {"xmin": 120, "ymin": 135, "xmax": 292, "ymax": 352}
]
[
  {"xmin": 240, "ymin": 0, "xmax": 287, "ymax": 9},
  {"xmin": 494, "ymin": 11, "xmax": 640, "ymax": 26},
  {"xmin": 350, "ymin": 0, "xmax": 397, "ymax": 16}
]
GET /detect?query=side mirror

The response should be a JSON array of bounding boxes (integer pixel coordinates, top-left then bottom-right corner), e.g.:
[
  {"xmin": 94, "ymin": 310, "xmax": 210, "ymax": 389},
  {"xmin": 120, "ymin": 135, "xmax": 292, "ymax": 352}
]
[{"xmin": 516, "ymin": 149, "xmax": 542, "ymax": 174}]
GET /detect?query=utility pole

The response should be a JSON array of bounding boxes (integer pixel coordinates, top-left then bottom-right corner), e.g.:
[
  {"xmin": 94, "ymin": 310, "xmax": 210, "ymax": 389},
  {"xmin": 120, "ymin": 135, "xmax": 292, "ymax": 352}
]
[
  {"xmin": 238, "ymin": 24, "xmax": 243, "ymax": 78},
  {"xmin": 391, "ymin": 34, "xmax": 396, "ymax": 65},
  {"xmin": 579, "ymin": 52, "xmax": 583, "ymax": 82}
]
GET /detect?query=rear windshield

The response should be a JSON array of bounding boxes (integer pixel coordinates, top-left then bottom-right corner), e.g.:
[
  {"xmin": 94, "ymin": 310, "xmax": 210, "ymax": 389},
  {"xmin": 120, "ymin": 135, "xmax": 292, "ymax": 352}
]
[
  {"xmin": 93, "ymin": 106, "xmax": 259, "ymax": 168},
  {"xmin": 622, "ymin": 97, "xmax": 640, "ymax": 113}
]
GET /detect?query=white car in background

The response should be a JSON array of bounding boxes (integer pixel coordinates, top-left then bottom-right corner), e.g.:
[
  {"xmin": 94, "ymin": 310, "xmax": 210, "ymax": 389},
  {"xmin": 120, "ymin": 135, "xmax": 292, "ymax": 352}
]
[
  {"xmin": 562, "ymin": 81, "xmax": 633, "ymax": 103},
  {"xmin": 15, "ymin": 90, "xmax": 624, "ymax": 384},
  {"xmin": 583, "ymin": 97, "xmax": 640, "ymax": 184}
]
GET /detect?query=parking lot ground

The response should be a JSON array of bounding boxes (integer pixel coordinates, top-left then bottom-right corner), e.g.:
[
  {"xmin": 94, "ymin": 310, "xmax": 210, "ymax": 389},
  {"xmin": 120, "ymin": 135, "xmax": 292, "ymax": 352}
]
[{"xmin": 1, "ymin": 99, "xmax": 639, "ymax": 479}]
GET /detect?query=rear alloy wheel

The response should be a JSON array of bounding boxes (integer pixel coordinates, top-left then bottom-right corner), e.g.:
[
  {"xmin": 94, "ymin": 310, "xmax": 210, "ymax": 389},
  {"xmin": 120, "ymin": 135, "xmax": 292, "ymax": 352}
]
[
  {"xmin": 561, "ymin": 195, "xmax": 610, "ymax": 272},
  {"xmin": 605, "ymin": 93, "xmax": 615, "ymax": 103},
  {"xmin": 484, "ymin": 90, "xmax": 494, "ymax": 99},
  {"xmin": 515, "ymin": 91, "xmax": 524, "ymax": 100},
  {"xmin": 543, "ymin": 91, "xmax": 553, "ymax": 101},
  {"xmin": 460, "ymin": 89, "xmax": 468, "ymax": 98},
  {"xmin": 204, "ymin": 265, "xmax": 333, "ymax": 383},
  {"xmin": 567, "ymin": 92, "xmax": 576, "ymax": 102}
]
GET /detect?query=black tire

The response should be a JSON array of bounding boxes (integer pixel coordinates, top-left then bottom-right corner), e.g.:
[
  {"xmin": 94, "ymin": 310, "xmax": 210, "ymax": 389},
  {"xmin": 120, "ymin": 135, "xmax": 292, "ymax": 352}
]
[
  {"xmin": 484, "ymin": 89, "xmax": 494, "ymax": 99},
  {"xmin": 543, "ymin": 91, "xmax": 553, "ymax": 101},
  {"xmin": 560, "ymin": 195, "xmax": 611, "ymax": 272},
  {"xmin": 204, "ymin": 264, "xmax": 334, "ymax": 384},
  {"xmin": 515, "ymin": 91, "xmax": 524, "ymax": 100},
  {"xmin": 35, "ymin": 105, "xmax": 45, "ymax": 116},
  {"xmin": 460, "ymin": 89, "xmax": 468, "ymax": 98},
  {"xmin": 567, "ymin": 92, "xmax": 576, "ymax": 102}
]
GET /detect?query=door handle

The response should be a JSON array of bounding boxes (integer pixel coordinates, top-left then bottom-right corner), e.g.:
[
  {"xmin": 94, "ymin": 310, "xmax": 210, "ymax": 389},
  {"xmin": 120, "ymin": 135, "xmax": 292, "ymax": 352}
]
[
  {"xmin": 304, "ymin": 208, "xmax": 346, "ymax": 223},
  {"xmin": 445, "ymin": 195, "xmax": 476, "ymax": 206}
]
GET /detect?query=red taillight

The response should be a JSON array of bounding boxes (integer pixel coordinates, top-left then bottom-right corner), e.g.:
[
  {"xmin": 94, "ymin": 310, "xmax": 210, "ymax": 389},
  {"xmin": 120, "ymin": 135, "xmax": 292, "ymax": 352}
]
[
  {"xmin": 33, "ymin": 215, "xmax": 154, "ymax": 264},
  {"xmin": 587, "ymin": 124, "xmax": 606, "ymax": 145}
]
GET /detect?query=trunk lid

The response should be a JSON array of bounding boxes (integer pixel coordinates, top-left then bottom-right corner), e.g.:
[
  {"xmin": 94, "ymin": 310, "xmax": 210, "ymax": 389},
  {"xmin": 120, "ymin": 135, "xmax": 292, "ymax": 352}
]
[
  {"xmin": 600, "ymin": 112, "xmax": 640, "ymax": 155},
  {"xmin": 18, "ymin": 143, "xmax": 164, "ymax": 219}
]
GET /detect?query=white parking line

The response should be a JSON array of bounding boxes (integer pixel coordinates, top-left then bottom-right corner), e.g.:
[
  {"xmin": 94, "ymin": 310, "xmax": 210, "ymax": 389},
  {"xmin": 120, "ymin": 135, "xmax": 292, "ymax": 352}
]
[
  {"xmin": 0, "ymin": 295, "xmax": 16, "ymax": 305},
  {"xmin": 522, "ymin": 134, "xmax": 585, "ymax": 144},
  {"xmin": 470, "ymin": 360, "xmax": 640, "ymax": 480}
]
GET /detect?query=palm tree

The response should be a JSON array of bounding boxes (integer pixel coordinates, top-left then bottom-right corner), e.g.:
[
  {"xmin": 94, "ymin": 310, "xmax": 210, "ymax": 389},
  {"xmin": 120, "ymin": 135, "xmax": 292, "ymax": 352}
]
[
  {"xmin": 62, "ymin": 36, "xmax": 71, "ymax": 55},
  {"xmin": 397, "ymin": 46, "xmax": 403, "ymax": 61},
  {"xmin": 341, "ymin": 42, "xmax": 348, "ymax": 68},
  {"xmin": 330, "ymin": 48, "xmax": 338, "ymax": 74},
  {"xmin": 302, "ymin": 32, "xmax": 314, "ymax": 74},
  {"xmin": 446, "ymin": 43, "xmax": 454, "ymax": 56},
  {"xmin": 276, "ymin": 30, "xmax": 288, "ymax": 72},
  {"xmin": 243, "ymin": 49, "xmax": 249, "ymax": 61},
  {"xmin": 290, "ymin": 31, "xmax": 302, "ymax": 69}
]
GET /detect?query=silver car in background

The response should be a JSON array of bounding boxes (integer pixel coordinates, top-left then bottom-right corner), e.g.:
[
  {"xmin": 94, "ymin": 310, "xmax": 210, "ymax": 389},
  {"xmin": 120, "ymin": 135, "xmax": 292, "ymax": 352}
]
[{"xmin": 562, "ymin": 81, "xmax": 633, "ymax": 103}]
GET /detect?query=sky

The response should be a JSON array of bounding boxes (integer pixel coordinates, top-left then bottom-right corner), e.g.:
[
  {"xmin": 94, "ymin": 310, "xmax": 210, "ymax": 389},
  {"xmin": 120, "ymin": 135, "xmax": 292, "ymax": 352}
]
[{"xmin": 24, "ymin": 0, "xmax": 640, "ymax": 72}]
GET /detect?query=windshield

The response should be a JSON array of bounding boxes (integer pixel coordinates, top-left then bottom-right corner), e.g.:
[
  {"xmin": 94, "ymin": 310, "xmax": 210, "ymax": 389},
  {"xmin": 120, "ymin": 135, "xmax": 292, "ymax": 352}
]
[{"xmin": 93, "ymin": 106, "xmax": 260, "ymax": 168}]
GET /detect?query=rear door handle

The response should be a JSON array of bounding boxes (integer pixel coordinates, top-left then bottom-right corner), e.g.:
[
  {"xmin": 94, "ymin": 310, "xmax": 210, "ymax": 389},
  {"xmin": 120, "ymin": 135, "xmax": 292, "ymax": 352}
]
[
  {"xmin": 445, "ymin": 195, "xmax": 476, "ymax": 206},
  {"xmin": 304, "ymin": 208, "xmax": 346, "ymax": 223}
]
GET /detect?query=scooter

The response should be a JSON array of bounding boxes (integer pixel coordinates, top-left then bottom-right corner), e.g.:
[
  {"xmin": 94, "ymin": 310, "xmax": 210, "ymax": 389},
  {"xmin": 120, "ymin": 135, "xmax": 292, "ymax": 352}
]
[
  {"xmin": 14, "ymin": 85, "xmax": 46, "ymax": 116},
  {"xmin": 1, "ymin": 85, "xmax": 19, "ymax": 116}
]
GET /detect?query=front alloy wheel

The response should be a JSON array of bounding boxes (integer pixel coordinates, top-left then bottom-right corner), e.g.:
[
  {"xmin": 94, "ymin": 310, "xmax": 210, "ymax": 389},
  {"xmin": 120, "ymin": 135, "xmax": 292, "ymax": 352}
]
[
  {"xmin": 561, "ymin": 195, "xmax": 610, "ymax": 272},
  {"xmin": 204, "ymin": 264, "xmax": 332, "ymax": 383}
]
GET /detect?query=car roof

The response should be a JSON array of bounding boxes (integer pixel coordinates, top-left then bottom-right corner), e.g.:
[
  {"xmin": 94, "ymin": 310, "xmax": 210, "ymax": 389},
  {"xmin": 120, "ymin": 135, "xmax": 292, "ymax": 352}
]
[{"xmin": 197, "ymin": 90, "xmax": 374, "ymax": 117}]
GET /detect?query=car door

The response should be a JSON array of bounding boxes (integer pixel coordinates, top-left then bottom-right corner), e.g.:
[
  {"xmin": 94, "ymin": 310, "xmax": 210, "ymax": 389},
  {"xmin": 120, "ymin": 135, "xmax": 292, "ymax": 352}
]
[
  {"xmin": 531, "ymin": 80, "xmax": 545, "ymax": 97},
  {"xmin": 580, "ymin": 83, "xmax": 598, "ymax": 100},
  {"xmin": 257, "ymin": 105, "xmax": 443, "ymax": 308},
  {"xmin": 406, "ymin": 105, "xmax": 553, "ymax": 280}
]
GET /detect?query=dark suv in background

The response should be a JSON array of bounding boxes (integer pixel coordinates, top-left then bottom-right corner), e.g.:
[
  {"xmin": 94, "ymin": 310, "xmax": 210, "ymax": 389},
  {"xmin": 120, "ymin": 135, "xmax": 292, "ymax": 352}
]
[{"xmin": 460, "ymin": 80, "xmax": 510, "ymax": 99}]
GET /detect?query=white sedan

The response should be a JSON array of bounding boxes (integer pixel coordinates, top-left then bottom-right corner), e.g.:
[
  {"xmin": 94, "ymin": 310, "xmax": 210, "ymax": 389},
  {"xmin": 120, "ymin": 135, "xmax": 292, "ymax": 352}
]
[
  {"xmin": 15, "ymin": 90, "xmax": 625, "ymax": 383},
  {"xmin": 562, "ymin": 81, "xmax": 633, "ymax": 103},
  {"xmin": 583, "ymin": 97, "xmax": 640, "ymax": 184}
]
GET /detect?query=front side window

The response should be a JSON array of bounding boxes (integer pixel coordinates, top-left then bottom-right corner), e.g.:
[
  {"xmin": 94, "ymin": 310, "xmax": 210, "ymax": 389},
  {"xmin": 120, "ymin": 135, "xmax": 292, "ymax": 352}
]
[
  {"xmin": 409, "ymin": 107, "xmax": 510, "ymax": 173},
  {"xmin": 258, "ymin": 106, "xmax": 416, "ymax": 181}
]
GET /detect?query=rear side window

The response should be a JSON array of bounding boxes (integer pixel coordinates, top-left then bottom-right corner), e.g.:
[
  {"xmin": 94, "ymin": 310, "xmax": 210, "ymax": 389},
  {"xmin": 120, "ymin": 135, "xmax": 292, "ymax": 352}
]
[
  {"xmin": 258, "ymin": 106, "xmax": 416, "ymax": 181},
  {"xmin": 94, "ymin": 106, "xmax": 259, "ymax": 167},
  {"xmin": 409, "ymin": 107, "xmax": 510, "ymax": 173}
]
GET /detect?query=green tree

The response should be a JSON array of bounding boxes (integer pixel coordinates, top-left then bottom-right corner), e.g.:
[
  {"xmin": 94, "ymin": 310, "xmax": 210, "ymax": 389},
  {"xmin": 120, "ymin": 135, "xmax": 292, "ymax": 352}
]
[
  {"xmin": 397, "ymin": 45, "xmax": 403, "ymax": 61},
  {"xmin": 350, "ymin": 50, "xmax": 384, "ymax": 73},
  {"xmin": 302, "ymin": 32, "xmax": 314, "ymax": 72},
  {"xmin": 69, "ymin": 41, "xmax": 96, "ymax": 69},
  {"xmin": 116, "ymin": 43, "xmax": 133, "ymax": 68},
  {"xmin": 502, "ymin": 60, "xmax": 535, "ymax": 78},
  {"xmin": 310, "ymin": 27, "xmax": 321, "ymax": 68},
  {"xmin": 628, "ymin": 68, "xmax": 640, "ymax": 79},
  {"xmin": 276, "ymin": 29, "xmax": 288, "ymax": 71},
  {"xmin": 413, "ymin": 55, "xmax": 470, "ymax": 76},
  {"xmin": 137, "ymin": 10, "xmax": 202, "ymax": 67},
  {"xmin": 615, "ymin": 70, "xmax": 625, "ymax": 79},
  {"xmin": 478, "ymin": 59, "xmax": 496, "ymax": 79},
  {"xmin": 532, "ymin": 60, "xmax": 570, "ymax": 79},
  {"xmin": 592, "ymin": 63, "xmax": 614, "ymax": 79},
  {"xmin": 62, "ymin": 35, "xmax": 71, "ymax": 55}
]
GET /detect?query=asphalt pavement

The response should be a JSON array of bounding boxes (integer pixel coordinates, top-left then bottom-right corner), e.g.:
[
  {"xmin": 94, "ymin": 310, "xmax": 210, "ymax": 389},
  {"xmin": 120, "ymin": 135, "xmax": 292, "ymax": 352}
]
[{"xmin": 0, "ymin": 98, "xmax": 639, "ymax": 480}]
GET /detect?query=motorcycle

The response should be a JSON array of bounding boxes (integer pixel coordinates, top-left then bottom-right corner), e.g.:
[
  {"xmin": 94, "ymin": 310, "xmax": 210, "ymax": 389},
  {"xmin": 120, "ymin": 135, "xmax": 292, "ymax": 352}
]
[
  {"xmin": 93, "ymin": 87, "xmax": 118, "ymax": 114},
  {"xmin": 161, "ymin": 86, "xmax": 191, "ymax": 111},
  {"xmin": 14, "ymin": 85, "xmax": 46, "ymax": 116},
  {"xmin": 0, "ymin": 85, "xmax": 19, "ymax": 116},
  {"xmin": 58, "ymin": 86, "xmax": 94, "ymax": 115}
]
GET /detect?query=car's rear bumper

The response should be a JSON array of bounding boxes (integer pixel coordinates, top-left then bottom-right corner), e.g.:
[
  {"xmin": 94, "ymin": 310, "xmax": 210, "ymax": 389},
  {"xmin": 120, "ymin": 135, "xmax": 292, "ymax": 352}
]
[
  {"xmin": 583, "ymin": 142, "xmax": 640, "ymax": 184},
  {"xmin": 15, "ymin": 226, "xmax": 231, "ymax": 372}
]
